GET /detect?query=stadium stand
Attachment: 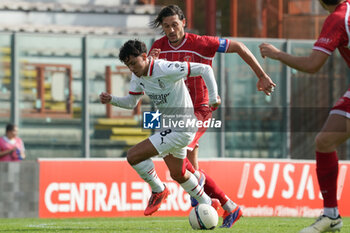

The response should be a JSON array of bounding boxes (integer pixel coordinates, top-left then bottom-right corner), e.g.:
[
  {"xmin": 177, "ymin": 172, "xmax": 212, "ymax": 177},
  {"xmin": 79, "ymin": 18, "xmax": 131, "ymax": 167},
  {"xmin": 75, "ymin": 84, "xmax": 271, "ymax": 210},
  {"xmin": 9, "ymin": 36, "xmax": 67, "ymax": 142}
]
[
  {"xmin": 0, "ymin": 0, "xmax": 160, "ymax": 35},
  {"xmin": 0, "ymin": 0, "xmax": 159, "ymax": 158}
]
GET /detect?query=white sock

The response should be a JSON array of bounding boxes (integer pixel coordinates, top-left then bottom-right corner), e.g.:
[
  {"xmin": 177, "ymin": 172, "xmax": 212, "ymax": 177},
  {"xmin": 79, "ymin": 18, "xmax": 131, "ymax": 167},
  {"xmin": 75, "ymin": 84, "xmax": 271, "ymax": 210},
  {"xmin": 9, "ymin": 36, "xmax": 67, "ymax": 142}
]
[
  {"xmin": 222, "ymin": 198, "xmax": 238, "ymax": 213},
  {"xmin": 324, "ymin": 207, "xmax": 339, "ymax": 219},
  {"xmin": 132, "ymin": 159, "xmax": 164, "ymax": 193},
  {"xmin": 193, "ymin": 170, "xmax": 200, "ymax": 179},
  {"xmin": 180, "ymin": 173, "xmax": 211, "ymax": 204}
]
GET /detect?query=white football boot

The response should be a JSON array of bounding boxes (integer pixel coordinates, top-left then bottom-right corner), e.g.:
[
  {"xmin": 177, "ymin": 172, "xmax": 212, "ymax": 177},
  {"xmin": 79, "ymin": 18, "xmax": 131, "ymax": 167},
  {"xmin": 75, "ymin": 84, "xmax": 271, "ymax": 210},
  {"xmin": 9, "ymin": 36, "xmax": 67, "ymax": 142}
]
[{"xmin": 299, "ymin": 215, "xmax": 343, "ymax": 233}]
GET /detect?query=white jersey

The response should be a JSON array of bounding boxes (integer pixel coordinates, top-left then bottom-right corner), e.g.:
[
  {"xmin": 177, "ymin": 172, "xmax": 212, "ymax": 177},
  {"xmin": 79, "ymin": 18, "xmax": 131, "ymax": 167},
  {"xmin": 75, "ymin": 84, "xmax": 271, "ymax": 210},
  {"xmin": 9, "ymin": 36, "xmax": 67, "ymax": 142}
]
[
  {"xmin": 129, "ymin": 58, "xmax": 194, "ymax": 116},
  {"xmin": 110, "ymin": 57, "xmax": 218, "ymax": 158}
]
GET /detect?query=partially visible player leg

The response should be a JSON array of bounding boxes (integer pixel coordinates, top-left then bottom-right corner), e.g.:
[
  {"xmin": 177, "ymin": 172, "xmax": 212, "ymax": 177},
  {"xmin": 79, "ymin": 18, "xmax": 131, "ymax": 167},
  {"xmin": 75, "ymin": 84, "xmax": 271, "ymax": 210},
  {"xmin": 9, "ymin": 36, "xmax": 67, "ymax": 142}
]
[
  {"xmin": 186, "ymin": 148, "xmax": 242, "ymax": 227},
  {"xmin": 184, "ymin": 157, "xmax": 206, "ymax": 207},
  {"xmin": 300, "ymin": 114, "xmax": 349, "ymax": 233},
  {"xmin": 163, "ymin": 154, "xmax": 219, "ymax": 209},
  {"xmin": 127, "ymin": 139, "xmax": 168, "ymax": 216},
  {"xmin": 187, "ymin": 145, "xmax": 200, "ymax": 169},
  {"xmin": 200, "ymin": 167, "xmax": 242, "ymax": 228}
]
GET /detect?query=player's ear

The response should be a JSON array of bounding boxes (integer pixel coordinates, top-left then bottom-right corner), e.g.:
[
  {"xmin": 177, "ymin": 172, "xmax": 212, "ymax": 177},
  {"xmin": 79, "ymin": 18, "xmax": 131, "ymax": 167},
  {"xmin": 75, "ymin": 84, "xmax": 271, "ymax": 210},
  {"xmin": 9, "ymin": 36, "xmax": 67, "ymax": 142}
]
[
  {"xmin": 141, "ymin": 53, "xmax": 147, "ymax": 60},
  {"xmin": 182, "ymin": 18, "xmax": 186, "ymax": 28}
]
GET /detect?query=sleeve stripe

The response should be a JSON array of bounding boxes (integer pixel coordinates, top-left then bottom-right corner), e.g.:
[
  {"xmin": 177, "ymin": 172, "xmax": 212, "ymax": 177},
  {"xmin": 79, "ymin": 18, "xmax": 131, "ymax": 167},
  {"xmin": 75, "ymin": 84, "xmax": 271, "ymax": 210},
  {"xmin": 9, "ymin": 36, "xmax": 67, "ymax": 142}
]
[
  {"xmin": 129, "ymin": 91, "xmax": 144, "ymax": 95},
  {"xmin": 187, "ymin": 62, "xmax": 191, "ymax": 77},
  {"xmin": 147, "ymin": 58, "xmax": 155, "ymax": 76},
  {"xmin": 313, "ymin": 46, "xmax": 332, "ymax": 55}
]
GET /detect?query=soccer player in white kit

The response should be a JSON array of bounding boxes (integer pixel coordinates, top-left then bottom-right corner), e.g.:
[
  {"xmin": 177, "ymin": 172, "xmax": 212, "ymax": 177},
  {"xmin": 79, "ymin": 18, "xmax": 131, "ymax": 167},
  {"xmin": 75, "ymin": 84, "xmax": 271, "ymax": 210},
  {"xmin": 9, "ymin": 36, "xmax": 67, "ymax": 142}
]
[{"xmin": 100, "ymin": 39, "xmax": 221, "ymax": 216}]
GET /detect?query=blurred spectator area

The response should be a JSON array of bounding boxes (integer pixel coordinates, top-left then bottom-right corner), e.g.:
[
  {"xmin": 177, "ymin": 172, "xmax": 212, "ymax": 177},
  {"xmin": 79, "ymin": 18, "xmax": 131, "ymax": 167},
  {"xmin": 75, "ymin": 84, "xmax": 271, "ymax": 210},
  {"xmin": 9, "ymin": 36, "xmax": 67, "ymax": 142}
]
[
  {"xmin": 155, "ymin": 0, "xmax": 328, "ymax": 39},
  {"xmin": 0, "ymin": 0, "xmax": 329, "ymax": 38},
  {"xmin": 0, "ymin": 0, "xmax": 160, "ymax": 35}
]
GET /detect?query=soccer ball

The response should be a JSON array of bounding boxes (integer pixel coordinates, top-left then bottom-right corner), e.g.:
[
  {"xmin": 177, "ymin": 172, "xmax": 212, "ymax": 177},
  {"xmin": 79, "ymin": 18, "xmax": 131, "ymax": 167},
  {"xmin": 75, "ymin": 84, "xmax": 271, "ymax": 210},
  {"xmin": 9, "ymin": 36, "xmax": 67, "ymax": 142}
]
[{"xmin": 189, "ymin": 204, "xmax": 219, "ymax": 230}]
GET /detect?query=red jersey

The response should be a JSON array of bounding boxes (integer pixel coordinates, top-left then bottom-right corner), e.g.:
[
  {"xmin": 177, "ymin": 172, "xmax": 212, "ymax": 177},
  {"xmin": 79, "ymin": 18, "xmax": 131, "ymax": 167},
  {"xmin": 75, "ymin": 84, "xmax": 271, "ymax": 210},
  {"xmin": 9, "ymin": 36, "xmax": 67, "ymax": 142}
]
[
  {"xmin": 149, "ymin": 33, "xmax": 229, "ymax": 108},
  {"xmin": 313, "ymin": 0, "xmax": 350, "ymax": 67}
]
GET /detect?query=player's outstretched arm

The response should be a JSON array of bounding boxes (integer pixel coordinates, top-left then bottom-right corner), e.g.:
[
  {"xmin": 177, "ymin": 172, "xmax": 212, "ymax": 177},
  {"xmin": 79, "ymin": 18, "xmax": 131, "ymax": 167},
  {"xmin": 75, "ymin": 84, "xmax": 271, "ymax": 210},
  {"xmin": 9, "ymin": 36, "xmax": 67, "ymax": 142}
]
[
  {"xmin": 188, "ymin": 63, "xmax": 220, "ymax": 106},
  {"xmin": 99, "ymin": 91, "xmax": 142, "ymax": 109},
  {"xmin": 227, "ymin": 40, "xmax": 276, "ymax": 96},
  {"xmin": 100, "ymin": 92, "xmax": 112, "ymax": 104},
  {"xmin": 259, "ymin": 43, "xmax": 329, "ymax": 74}
]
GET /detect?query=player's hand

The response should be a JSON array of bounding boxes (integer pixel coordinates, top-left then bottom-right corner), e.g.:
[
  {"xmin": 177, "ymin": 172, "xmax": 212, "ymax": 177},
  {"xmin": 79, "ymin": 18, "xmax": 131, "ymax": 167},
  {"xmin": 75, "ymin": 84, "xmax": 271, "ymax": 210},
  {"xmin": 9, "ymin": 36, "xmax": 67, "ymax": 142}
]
[
  {"xmin": 259, "ymin": 43, "xmax": 281, "ymax": 60},
  {"xmin": 257, "ymin": 75, "xmax": 276, "ymax": 96},
  {"xmin": 9, "ymin": 147, "xmax": 16, "ymax": 153},
  {"xmin": 99, "ymin": 92, "xmax": 112, "ymax": 104},
  {"xmin": 209, "ymin": 95, "xmax": 221, "ymax": 109},
  {"xmin": 149, "ymin": 48, "xmax": 161, "ymax": 59}
]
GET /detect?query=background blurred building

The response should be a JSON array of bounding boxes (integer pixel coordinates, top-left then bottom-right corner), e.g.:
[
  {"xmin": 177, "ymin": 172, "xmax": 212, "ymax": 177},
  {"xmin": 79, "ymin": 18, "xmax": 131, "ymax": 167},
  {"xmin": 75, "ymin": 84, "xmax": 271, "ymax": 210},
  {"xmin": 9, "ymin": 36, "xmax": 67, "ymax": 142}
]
[
  {"xmin": 156, "ymin": 0, "xmax": 328, "ymax": 39},
  {"xmin": 0, "ymin": 0, "xmax": 159, "ymax": 35},
  {"xmin": 0, "ymin": 0, "xmax": 348, "ymax": 161}
]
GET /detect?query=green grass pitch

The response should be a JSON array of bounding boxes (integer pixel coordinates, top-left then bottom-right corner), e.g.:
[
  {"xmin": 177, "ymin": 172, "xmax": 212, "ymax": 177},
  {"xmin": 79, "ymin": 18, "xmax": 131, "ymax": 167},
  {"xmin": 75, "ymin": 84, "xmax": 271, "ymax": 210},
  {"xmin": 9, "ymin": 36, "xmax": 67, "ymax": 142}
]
[{"xmin": 0, "ymin": 216, "xmax": 349, "ymax": 232}]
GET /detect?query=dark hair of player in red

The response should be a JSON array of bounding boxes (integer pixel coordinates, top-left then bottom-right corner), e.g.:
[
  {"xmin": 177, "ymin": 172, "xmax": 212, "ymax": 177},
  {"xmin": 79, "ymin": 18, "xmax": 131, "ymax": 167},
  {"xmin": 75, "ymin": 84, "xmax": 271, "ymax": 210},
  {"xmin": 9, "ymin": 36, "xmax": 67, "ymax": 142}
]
[
  {"xmin": 150, "ymin": 5, "xmax": 185, "ymax": 29},
  {"xmin": 321, "ymin": 0, "xmax": 343, "ymax": 5},
  {"xmin": 118, "ymin": 39, "xmax": 147, "ymax": 63}
]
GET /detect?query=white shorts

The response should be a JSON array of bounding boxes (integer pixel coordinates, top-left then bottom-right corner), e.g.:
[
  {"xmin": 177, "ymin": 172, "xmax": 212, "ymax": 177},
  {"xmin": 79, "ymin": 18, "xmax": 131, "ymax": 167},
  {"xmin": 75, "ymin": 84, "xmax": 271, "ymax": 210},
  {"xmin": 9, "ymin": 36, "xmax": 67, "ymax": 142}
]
[{"xmin": 149, "ymin": 129, "xmax": 195, "ymax": 159}]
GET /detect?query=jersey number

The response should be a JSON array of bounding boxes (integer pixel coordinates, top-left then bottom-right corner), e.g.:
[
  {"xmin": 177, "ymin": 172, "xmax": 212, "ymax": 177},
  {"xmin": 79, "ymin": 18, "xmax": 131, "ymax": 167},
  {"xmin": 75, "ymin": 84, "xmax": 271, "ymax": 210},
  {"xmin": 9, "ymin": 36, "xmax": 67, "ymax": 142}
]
[{"xmin": 160, "ymin": 129, "xmax": 172, "ymax": 137}]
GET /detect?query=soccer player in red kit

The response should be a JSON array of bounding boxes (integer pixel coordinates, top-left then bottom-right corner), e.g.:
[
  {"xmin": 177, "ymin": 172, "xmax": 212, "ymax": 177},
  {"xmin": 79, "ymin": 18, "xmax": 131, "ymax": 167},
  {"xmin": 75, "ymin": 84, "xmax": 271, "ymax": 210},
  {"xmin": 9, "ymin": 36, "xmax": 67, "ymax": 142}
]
[
  {"xmin": 259, "ymin": 1, "xmax": 347, "ymax": 232},
  {"xmin": 148, "ymin": 5, "xmax": 276, "ymax": 228}
]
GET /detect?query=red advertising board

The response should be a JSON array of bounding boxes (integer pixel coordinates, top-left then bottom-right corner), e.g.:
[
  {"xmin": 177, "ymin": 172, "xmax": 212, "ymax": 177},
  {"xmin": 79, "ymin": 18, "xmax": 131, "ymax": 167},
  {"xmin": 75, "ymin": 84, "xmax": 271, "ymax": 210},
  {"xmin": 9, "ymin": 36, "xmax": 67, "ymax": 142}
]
[{"xmin": 39, "ymin": 159, "xmax": 350, "ymax": 218}]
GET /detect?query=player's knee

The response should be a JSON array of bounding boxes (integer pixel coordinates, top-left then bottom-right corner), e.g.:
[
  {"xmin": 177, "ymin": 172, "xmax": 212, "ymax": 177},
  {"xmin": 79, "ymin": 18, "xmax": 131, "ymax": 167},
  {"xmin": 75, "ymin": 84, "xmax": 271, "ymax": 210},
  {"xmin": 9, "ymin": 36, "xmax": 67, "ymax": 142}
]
[
  {"xmin": 315, "ymin": 133, "xmax": 335, "ymax": 152},
  {"xmin": 126, "ymin": 148, "xmax": 138, "ymax": 165}
]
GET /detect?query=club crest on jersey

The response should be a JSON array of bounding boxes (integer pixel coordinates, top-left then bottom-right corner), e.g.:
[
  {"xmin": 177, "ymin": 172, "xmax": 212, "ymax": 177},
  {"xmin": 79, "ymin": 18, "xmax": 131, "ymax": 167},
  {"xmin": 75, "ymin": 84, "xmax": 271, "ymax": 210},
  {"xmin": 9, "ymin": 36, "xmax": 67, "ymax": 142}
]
[
  {"xmin": 183, "ymin": 56, "xmax": 192, "ymax": 62},
  {"xmin": 158, "ymin": 79, "xmax": 166, "ymax": 89}
]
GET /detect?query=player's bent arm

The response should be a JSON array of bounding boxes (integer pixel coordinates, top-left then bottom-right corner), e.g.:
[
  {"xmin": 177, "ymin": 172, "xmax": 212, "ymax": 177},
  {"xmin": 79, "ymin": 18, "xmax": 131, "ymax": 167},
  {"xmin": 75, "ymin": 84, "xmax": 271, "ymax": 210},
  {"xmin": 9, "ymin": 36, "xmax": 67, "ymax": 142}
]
[
  {"xmin": 0, "ymin": 148, "xmax": 15, "ymax": 157},
  {"xmin": 110, "ymin": 94, "xmax": 142, "ymax": 109},
  {"xmin": 188, "ymin": 62, "xmax": 218, "ymax": 104},
  {"xmin": 275, "ymin": 49, "xmax": 329, "ymax": 74},
  {"xmin": 227, "ymin": 40, "xmax": 269, "ymax": 80}
]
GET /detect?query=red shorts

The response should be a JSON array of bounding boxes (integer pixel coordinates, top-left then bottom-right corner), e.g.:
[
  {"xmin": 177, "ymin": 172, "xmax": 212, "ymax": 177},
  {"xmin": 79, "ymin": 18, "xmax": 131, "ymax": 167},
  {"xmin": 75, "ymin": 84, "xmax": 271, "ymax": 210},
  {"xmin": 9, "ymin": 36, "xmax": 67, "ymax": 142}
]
[
  {"xmin": 187, "ymin": 106, "xmax": 213, "ymax": 150},
  {"xmin": 330, "ymin": 90, "xmax": 350, "ymax": 118}
]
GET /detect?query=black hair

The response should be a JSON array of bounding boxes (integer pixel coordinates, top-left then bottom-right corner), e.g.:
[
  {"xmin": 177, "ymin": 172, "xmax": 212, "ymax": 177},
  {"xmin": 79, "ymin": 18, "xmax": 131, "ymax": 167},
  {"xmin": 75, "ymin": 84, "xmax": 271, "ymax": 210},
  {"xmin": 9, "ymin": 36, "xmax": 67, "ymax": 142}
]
[
  {"xmin": 118, "ymin": 39, "xmax": 147, "ymax": 63},
  {"xmin": 150, "ymin": 5, "xmax": 185, "ymax": 29},
  {"xmin": 321, "ymin": 0, "xmax": 342, "ymax": 5},
  {"xmin": 6, "ymin": 123, "xmax": 15, "ymax": 133}
]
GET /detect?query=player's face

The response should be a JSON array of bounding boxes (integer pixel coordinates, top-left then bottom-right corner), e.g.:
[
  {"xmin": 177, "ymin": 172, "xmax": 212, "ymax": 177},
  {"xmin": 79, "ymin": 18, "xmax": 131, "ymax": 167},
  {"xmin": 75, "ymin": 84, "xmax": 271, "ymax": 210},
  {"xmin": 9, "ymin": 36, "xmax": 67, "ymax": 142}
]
[
  {"xmin": 161, "ymin": 15, "xmax": 186, "ymax": 46},
  {"xmin": 124, "ymin": 54, "xmax": 148, "ymax": 77}
]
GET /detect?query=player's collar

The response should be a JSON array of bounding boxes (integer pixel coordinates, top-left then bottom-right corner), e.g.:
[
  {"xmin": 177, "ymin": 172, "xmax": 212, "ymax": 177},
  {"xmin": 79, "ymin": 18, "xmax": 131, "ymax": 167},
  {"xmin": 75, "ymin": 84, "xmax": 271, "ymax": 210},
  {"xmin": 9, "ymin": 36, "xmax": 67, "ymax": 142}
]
[
  {"xmin": 168, "ymin": 33, "xmax": 188, "ymax": 50},
  {"xmin": 146, "ymin": 57, "xmax": 155, "ymax": 77}
]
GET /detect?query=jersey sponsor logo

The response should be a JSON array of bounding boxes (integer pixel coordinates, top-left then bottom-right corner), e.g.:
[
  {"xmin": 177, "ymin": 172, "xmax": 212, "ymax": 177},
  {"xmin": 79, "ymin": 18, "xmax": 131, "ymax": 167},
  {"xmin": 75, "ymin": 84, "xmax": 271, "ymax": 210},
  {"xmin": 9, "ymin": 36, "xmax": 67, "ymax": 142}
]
[
  {"xmin": 148, "ymin": 93, "xmax": 170, "ymax": 105},
  {"xmin": 143, "ymin": 110, "xmax": 162, "ymax": 129}
]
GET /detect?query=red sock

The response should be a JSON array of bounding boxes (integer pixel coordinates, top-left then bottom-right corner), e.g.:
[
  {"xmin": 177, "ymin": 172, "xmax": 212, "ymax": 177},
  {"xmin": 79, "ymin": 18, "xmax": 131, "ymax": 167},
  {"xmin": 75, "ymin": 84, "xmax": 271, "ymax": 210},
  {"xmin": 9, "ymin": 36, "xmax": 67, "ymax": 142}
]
[
  {"xmin": 200, "ymin": 169, "xmax": 228, "ymax": 206},
  {"xmin": 185, "ymin": 158, "xmax": 196, "ymax": 174},
  {"xmin": 316, "ymin": 151, "xmax": 339, "ymax": 208}
]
